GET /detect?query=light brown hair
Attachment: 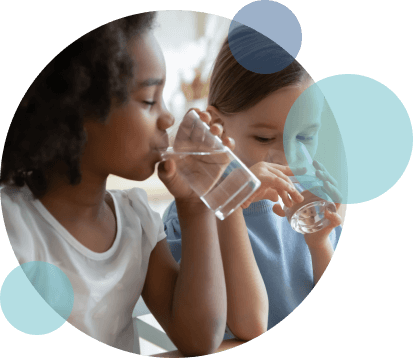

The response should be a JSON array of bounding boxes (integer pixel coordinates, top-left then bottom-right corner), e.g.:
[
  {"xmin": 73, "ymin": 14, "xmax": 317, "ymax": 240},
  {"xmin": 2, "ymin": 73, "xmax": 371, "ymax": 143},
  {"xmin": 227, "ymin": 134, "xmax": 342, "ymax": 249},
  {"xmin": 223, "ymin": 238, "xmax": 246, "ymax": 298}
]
[{"xmin": 208, "ymin": 25, "xmax": 311, "ymax": 115}]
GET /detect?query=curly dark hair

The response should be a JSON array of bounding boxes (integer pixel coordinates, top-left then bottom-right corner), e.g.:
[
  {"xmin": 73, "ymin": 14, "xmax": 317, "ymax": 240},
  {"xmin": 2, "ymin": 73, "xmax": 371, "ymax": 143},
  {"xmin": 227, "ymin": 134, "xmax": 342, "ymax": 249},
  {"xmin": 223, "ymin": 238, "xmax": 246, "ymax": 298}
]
[{"xmin": 0, "ymin": 12, "xmax": 156, "ymax": 198}]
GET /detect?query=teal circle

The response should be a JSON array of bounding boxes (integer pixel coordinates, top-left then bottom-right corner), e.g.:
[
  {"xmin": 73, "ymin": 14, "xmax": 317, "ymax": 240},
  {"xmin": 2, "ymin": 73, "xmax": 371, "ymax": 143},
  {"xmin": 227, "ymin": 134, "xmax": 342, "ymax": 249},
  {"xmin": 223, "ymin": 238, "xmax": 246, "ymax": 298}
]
[
  {"xmin": 284, "ymin": 82, "xmax": 349, "ymax": 204},
  {"xmin": 0, "ymin": 261, "xmax": 74, "ymax": 335},
  {"xmin": 285, "ymin": 75, "xmax": 412, "ymax": 204}
]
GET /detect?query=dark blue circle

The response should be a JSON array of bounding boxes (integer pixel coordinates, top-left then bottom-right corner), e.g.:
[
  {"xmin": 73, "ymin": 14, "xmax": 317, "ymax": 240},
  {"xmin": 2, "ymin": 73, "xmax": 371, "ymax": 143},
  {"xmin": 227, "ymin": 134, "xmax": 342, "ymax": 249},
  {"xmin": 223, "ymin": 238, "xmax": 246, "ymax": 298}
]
[{"xmin": 229, "ymin": 1, "xmax": 302, "ymax": 74}]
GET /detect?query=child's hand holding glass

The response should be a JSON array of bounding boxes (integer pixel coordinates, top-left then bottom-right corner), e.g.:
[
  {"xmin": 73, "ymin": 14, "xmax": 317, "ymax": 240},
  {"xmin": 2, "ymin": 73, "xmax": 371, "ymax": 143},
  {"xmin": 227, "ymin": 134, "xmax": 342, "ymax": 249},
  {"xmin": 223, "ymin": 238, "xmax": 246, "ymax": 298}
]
[
  {"xmin": 303, "ymin": 160, "xmax": 343, "ymax": 247},
  {"xmin": 314, "ymin": 160, "xmax": 343, "ymax": 204},
  {"xmin": 240, "ymin": 161, "xmax": 305, "ymax": 216},
  {"xmin": 157, "ymin": 108, "xmax": 235, "ymax": 202}
]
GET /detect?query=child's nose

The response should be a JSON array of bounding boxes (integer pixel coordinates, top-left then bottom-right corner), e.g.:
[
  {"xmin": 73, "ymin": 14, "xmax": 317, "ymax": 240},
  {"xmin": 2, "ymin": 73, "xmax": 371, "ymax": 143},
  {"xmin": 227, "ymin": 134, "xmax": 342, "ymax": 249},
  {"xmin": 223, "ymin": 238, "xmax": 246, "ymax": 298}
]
[
  {"xmin": 280, "ymin": 141, "xmax": 296, "ymax": 166},
  {"xmin": 158, "ymin": 105, "xmax": 175, "ymax": 130},
  {"xmin": 265, "ymin": 144, "xmax": 289, "ymax": 166},
  {"xmin": 158, "ymin": 114, "xmax": 174, "ymax": 130}
]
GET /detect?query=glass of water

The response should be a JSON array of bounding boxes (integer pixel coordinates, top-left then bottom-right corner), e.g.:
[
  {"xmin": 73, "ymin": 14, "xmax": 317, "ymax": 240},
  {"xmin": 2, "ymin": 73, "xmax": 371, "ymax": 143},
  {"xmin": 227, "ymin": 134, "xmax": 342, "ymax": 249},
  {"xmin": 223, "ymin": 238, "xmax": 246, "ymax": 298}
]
[
  {"xmin": 158, "ymin": 110, "xmax": 261, "ymax": 220},
  {"xmin": 266, "ymin": 141, "xmax": 336, "ymax": 234}
]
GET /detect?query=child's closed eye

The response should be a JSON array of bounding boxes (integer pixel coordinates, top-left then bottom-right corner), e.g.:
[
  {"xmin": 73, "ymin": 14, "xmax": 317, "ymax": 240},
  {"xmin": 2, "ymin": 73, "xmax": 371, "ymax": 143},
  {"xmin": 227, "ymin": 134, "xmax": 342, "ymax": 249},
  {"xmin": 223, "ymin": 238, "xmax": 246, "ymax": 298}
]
[
  {"xmin": 254, "ymin": 136, "xmax": 275, "ymax": 144},
  {"xmin": 296, "ymin": 135, "xmax": 314, "ymax": 142},
  {"xmin": 255, "ymin": 135, "xmax": 315, "ymax": 144},
  {"xmin": 143, "ymin": 100, "xmax": 156, "ymax": 107}
]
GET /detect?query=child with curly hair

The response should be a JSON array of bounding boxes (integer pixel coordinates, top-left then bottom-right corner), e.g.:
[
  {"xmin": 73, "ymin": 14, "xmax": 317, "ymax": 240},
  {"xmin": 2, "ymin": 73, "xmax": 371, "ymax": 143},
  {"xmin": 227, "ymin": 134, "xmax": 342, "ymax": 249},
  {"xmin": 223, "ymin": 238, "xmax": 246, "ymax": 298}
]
[{"xmin": 1, "ymin": 12, "xmax": 242, "ymax": 356}]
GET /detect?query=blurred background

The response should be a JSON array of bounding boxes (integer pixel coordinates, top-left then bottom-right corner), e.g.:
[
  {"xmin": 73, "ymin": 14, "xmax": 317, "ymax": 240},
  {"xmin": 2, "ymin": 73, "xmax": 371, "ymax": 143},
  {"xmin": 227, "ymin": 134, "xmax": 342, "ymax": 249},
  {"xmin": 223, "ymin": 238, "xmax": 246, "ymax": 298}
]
[{"xmin": 105, "ymin": 10, "xmax": 231, "ymax": 355}]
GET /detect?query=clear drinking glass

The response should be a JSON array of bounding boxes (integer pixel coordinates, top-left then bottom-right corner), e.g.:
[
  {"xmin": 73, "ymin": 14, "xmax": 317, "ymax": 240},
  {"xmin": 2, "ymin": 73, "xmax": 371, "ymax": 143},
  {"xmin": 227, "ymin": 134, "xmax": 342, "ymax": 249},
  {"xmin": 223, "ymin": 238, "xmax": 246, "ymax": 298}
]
[
  {"xmin": 158, "ymin": 110, "xmax": 261, "ymax": 220},
  {"xmin": 267, "ymin": 141, "xmax": 336, "ymax": 234}
]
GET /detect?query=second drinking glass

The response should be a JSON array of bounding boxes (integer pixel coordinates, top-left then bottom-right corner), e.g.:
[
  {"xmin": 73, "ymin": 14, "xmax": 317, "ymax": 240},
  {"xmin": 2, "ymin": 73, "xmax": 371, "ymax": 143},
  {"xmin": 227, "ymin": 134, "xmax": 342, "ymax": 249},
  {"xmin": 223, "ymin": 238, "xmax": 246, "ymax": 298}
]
[{"xmin": 266, "ymin": 141, "xmax": 337, "ymax": 234}]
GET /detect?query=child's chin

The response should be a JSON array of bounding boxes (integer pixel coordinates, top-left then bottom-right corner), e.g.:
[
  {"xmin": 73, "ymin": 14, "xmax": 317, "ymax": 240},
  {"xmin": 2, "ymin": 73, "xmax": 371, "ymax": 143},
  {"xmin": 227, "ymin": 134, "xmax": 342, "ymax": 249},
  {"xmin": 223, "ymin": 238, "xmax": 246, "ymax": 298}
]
[
  {"xmin": 116, "ymin": 160, "xmax": 158, "ymax": 182},
  {"xmin": 132, "ymin": 165, "xmax": 156, "ymax": 182}
]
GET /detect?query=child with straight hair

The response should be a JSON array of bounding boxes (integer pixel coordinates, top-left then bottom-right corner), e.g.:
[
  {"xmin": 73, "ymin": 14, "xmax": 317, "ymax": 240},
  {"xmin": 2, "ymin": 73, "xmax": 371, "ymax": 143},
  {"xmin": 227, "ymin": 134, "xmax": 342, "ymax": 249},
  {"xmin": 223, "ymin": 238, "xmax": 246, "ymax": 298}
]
[
  {"xmin": 1, "ymin": 13, "xmax": 240, "ymax": 356},
  {"xmin": 164, "ymin": 24, "xmax": 343, "ymax": 340}
]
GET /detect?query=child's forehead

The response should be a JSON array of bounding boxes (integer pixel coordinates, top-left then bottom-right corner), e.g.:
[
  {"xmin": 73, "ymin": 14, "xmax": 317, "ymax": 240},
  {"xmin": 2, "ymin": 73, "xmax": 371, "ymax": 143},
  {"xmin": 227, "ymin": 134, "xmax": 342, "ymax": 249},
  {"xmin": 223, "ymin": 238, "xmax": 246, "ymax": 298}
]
[
  {"xmin": 128, "ymin": 32, "xmax": 166, "ymax": 83},
  {"xmin": 243, "ymin": 85, "xmax": 323, "ymax": 131},
  {"xmin": 131, "ymin": 78, "xmax": 165, "ymax": 93}
]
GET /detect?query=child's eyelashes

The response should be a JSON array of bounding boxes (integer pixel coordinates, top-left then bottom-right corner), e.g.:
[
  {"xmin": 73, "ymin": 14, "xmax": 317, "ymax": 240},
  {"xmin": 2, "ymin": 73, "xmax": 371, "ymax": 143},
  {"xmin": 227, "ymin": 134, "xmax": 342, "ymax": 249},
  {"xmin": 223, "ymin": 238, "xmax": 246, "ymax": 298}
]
[
  {"xmin": 254, "ymin": 136, "xmax": 275, "ymax": 144},
  {"xmin": 143, "ymin": 101, "xmax": 156, "ymax": 107},
  {"xmin": 296, "ymin": 135, "xmax": 314, "ymax": 142},
  {"xmin": 254, "ymin": 135, "xmax": 313, "ymax": 144}
]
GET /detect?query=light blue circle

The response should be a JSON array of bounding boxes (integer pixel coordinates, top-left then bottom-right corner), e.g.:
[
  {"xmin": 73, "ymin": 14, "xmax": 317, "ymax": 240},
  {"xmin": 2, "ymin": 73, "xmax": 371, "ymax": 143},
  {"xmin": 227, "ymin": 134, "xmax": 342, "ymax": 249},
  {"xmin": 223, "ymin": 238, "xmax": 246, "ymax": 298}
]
[
  {"xmin": 284, "ymin": 83, "xmax": 349, "ymax": 204},
  {"xmin": 0, "ymin": 261, "xmax": 74, "ymax": 335},
  {"xmin": 285, "ymin": 75, "xmax": 412, "ymax": 204},
  {"xmin": 229, "ymin": 0, "xmax": 302, "ymax": 73}
]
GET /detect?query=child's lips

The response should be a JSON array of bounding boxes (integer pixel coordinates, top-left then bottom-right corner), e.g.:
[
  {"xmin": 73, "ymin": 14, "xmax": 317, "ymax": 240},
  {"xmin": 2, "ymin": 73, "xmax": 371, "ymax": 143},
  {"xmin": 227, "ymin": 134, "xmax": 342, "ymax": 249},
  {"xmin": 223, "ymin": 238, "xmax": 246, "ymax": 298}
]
[
  {"xmin": 156, "ymin": 140, "xmax": 170, "ymax": 152},
  {"xmin": 153, "ymin": 137, "xmax": 169, "ymax": 161},
  {"xmin": 152, "ymin": 146, "xmax": 166, "ymax": 162},
  {"xmin": 158, "ymin": 132, "xmax": 169, "ymax": 149}
]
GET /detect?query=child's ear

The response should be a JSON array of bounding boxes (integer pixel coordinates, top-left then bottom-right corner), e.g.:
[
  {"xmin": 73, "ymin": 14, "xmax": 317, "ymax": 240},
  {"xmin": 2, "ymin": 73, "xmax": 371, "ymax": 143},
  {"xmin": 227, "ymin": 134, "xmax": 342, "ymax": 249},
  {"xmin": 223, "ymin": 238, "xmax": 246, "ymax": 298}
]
[{"xmin": 206, "ymin": 105, "xmax": 225, "ymax": 128}]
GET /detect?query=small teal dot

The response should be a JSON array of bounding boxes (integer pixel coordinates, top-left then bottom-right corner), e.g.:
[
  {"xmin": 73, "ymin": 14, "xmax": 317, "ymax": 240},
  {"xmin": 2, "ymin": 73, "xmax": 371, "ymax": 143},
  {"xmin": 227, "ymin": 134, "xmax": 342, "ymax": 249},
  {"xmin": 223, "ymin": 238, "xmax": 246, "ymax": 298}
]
[{"xmin": 0, "ymin": 261, "xmax": 74, "ymax": 335}]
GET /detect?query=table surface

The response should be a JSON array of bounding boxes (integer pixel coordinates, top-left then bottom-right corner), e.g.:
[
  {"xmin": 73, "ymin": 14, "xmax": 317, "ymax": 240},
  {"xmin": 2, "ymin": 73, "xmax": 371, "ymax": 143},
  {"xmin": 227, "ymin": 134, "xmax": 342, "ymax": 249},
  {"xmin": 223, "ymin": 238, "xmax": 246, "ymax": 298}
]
[{"xmin": 151, "ymin": 339, "xmax": 245, "ymax": 357}]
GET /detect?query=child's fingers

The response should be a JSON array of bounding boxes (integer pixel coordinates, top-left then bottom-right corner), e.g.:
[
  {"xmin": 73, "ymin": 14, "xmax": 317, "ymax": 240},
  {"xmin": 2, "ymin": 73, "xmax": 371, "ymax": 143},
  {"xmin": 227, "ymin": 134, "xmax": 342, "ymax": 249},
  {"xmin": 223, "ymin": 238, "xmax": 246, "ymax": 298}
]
[
  {"xmin": 219, "ymin": 121, "xmax": 235, "ymax": 149},
  {"xmin": 324, "ymin": 209, "xmax": 342, "ymax": 228},
  {"xmin": 272, "ymin": 204, "xmax": 286, "ymax": 217},
  {"xmin": 158, "ymin": 158, "xmax": 175, "ymax": 190},
  {"xmin": 314, "ymin": 160, "xmax": 340, "ymax": 187},
  {"xmin": 192, "ymin": 108, "xmax": 212, "ymax": 126},
  {"xmin": 316, "ymin": 169, "xmax": 339, "ymax": 187},
  {"xmin": 263, "ymin": 188, "xmax": 280, "ymax": 203},
  {"xmin": 161, "ymin": 159, "xmax": 173, "ymax": 177},
  {"xmin": 284, "ymin": 183, "xmax": 304, "ymax": 204},
  {"xmin": 321, "ymin": 181, "xmax": 343, "ymax": 203},
  {"xmin": 222, "ymin": 136, "xmax": 236, "ymax": 151},
  {"xmin": 240, "ymin": 194, "xmax": 255, "ymax": 209},
  {"xmin": 209, "ymin": 124, "xmax": 236, "ymax": 152},
  {"xmin": 267, "ymin": 163, "xmax": 306, "ymax": 177},
  {"xmin": 279, "ymin": 191, "xmax": 293, "ymax": 207},
  {"xmin": 264, "ymin": 165, "xmax": 304, "ymax": 203},
  {"xmin": 267, "ymin": 163, "xmax": 295, "ymax": 177},
  {"xmin": 210, "ymin": 123, "xmax": 224, "ymax": 137},
  {"xmin": 241, "ymin": 187, "xmax": 280, "ymax": 208},
  {"xmin": 264, "ymin": 172, "xmax": 303, "ymax": 203},
  {"xmin": 210, "ymin": 123, "xmax": 236, "ymax": 152}
]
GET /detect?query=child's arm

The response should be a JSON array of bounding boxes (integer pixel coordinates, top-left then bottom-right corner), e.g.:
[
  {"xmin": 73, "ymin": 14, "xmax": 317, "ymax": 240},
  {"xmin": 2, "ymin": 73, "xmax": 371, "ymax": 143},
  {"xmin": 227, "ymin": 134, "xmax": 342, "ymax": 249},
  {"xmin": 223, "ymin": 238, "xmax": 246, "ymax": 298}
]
[
  {"xmin": 304, "ymin": 206, "xmax": 342, "ymax": 284},
  {"xmin": 216, "ymin": 208, "xmax": 268, "ymax": 340},
  {"xmin": 306, "ymin": 241, "xmax": 333, "ymax": 285},
  {"xmin": 304, "ymin": 160, "xmax": 343, "ymax": 284},
  {"xmin": 141, "ymin": 201, "xmax": 226, "ymax": 357}
]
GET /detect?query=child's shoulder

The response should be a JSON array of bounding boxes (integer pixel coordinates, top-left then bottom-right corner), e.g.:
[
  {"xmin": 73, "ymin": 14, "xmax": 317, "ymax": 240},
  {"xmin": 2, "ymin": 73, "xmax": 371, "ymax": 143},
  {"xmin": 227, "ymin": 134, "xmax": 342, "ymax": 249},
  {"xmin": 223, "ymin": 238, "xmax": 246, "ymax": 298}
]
[
  {"xmin": 1, "ymin": 185, "xmax": 33, "ymax": 208},
  {"xmin": 108, "ymin": 187, "xmax": 150, "ymax": 207},
  {"xmin": 108, "ymin": 187, "xmax": 155, "ymax": 217}
]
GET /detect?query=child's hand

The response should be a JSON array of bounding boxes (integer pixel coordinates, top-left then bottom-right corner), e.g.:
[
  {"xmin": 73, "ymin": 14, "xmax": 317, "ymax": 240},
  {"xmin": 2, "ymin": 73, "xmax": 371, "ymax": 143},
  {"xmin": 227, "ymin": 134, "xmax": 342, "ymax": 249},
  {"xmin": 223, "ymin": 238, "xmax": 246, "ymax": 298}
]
[
  {"xmin": 304, "ymin": 160, "xmax": 343, "ymax": 247},
  {"xmin": 314, "ymin": 160, "xmax": 343, "ymax": 204},
  {"xmin": 240, "ymin": 162, "xmax": 305, "ymax": 216},
  {"xmin": 158, "ymin": 108, "xmax": 235, "ymax": 203},
  {"xmin": 303, "ymin": 203, "xmax": 342, "ymax": 247}
]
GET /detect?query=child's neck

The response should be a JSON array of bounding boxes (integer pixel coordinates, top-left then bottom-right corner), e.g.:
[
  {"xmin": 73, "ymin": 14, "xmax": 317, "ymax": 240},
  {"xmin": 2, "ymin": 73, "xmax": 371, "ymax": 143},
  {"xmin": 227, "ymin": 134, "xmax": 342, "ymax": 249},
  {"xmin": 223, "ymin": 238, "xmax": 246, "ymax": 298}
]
[{"xmin": 39, "ymin": 169, "xmax": 109, "ymax": 221}]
